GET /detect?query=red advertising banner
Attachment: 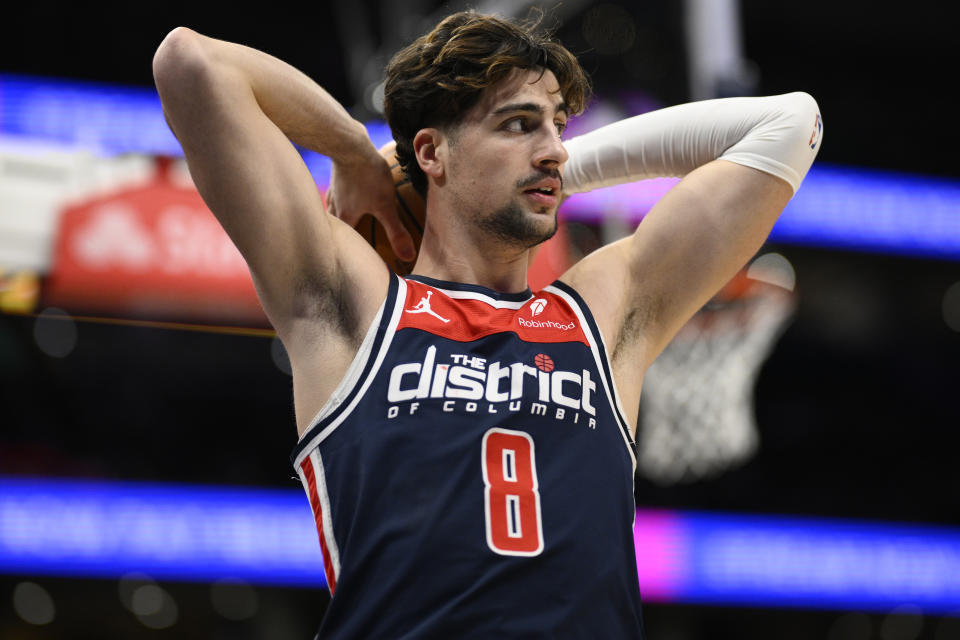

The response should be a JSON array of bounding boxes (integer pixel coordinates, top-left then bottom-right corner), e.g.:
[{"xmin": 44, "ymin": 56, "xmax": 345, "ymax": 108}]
[{"xmin": 44, "ymin": 160, "xmax": 269, "ymax": 326}]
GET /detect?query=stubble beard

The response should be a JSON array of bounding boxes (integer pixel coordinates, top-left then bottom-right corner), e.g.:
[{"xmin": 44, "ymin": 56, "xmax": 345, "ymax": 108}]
[{"xmin": 476, "ymin": 200, "xmax": 558, "ymax": 249}]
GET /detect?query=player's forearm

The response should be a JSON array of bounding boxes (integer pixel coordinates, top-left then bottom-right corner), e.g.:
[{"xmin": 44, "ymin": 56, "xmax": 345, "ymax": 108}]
[
  {"xmin": 153, "ymin": 27, "xmax": 374, "ymax": 165},
  {"xmin": 563, "ymin": 92, "xmax": 823, "ymax": 195}
]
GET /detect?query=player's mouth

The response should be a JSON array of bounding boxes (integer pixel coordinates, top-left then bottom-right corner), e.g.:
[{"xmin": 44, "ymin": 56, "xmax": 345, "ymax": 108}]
[
  {"xmin": 521, "ymin": 178, "xmax": 561, "ymax": 208},
  {"xmin": 523, "ymin": 187, "xmax": 558, "ymax": 207}
]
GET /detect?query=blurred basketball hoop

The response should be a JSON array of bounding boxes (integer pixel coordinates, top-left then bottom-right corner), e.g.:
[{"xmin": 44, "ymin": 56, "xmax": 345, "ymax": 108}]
[{"xmin": 637, "ymin": 252, "xmax": 798, "ymax": 484}]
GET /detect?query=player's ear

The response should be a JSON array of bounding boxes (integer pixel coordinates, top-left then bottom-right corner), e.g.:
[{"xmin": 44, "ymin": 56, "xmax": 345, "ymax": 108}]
[{"xmin": 414, "ymin": 128, "xmax": 444, "ymax": 181}]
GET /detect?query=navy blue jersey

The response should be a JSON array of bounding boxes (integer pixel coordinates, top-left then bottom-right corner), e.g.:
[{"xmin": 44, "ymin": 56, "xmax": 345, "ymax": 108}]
[{"xmin": 291, "ymin": 274, "xmax": 644, "ymax": 639}]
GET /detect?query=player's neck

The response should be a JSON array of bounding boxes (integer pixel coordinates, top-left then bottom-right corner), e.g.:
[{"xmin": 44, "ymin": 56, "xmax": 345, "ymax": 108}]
[{"xmin": 412, "ymin": 224, "xmax": 531, "ymax": 293}]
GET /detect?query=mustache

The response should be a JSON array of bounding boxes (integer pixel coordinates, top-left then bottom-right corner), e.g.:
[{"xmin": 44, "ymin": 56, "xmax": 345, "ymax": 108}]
[{"xmin": 516, "ymin": 169, "xmax": 563, "ymax": 192}]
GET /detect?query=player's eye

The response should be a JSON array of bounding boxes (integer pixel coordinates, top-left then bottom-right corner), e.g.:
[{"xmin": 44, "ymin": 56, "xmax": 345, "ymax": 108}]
[
  {"xmin": 555, "ymin": 120, "xmax": 567, "ymax": 137},
  {"xmin": 503, "ymin": 118, "xmax": 530, "ymax": 133}
]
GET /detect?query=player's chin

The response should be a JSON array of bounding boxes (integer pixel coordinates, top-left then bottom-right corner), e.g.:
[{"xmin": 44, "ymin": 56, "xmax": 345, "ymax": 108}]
[
  {"xmin": 482, "ymin": 200, "xmax": 556, "ymax": 248},
  {"xmin": 519, "ymin": 198, "xmax": 558, "ymax": 220},
  {"xmin": 523, "ymin": 211, "xmax": 559, "ymax": 247},
  {"xmin": 531, "ymin": 203, "xmax": 558, "ymax": 217},
  {"xmin": 516, "ymin": 202, "xmax": 555, "ymax": 228}
]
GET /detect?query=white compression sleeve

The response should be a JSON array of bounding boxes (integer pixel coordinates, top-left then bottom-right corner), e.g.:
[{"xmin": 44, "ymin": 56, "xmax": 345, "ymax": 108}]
[{"xmin": 563, "ymin": 92, "xmax": 823, "ymax": 195}]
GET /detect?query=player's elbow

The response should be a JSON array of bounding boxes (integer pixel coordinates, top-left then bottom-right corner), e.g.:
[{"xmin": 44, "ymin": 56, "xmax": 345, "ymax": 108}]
[
  {"xmin": 785, "ymin": 91, "xmax": 820, "ymax": 123},
  {"xmin": 153, "ymin": 27, "xmax": 210, "ymax": 98},
  {"xmin": 779, "ymin": 92, "xmax": 822, "ymax": 142},
  {"xmin": 753, "ymin": 91, "xmax": 824, "ymax": 192}
]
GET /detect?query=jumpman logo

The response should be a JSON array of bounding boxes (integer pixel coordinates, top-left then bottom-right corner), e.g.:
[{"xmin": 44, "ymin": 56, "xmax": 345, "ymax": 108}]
[{"xmin": 406, "ymin": 290, "xmax": 450, "ymax": 323}]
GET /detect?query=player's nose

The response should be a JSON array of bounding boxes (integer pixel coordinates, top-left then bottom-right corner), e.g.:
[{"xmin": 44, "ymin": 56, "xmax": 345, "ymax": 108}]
[{"xmin": 534, "ymin": 129, "xmax": 568, "ymax": 170}]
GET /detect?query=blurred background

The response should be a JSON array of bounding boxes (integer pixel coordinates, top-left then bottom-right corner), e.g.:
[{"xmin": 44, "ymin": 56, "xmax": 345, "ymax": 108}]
[{"xmin": 2, "ymin": 0, "xmax": 959, "ymax": 638}]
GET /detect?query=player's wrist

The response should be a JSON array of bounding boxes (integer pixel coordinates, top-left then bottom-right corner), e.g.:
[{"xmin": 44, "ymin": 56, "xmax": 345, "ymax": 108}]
[{"xmin": 327, "ymin": 122, "xmax": 380, "ymax": 169}]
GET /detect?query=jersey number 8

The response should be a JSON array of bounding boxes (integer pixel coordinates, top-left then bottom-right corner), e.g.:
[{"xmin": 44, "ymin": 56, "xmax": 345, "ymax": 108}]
[{"xmin": 481, "ymin": 428, "xmax": 544, "ymax": 556}]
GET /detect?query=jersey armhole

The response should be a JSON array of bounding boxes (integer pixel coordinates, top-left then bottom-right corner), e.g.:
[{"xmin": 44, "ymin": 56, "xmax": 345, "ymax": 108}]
[
  {"xmin": 291, "ymin": 272, "xmax": 404, "ymax": 465},
  {"xmin": 544, "ymin": 279, "xmax": 637, "ymax": 472}
]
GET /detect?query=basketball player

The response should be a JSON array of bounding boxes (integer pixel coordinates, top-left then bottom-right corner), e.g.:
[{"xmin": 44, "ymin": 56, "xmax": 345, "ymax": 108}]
[{"xmin": 153, "ymin": 11, "xmax": 821, "ymax": 638}]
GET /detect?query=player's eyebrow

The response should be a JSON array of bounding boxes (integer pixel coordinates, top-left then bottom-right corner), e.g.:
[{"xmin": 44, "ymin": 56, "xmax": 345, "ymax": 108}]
[{"xmin": 492, "ymin": 101, "xmax": 569, "ymax": 117}]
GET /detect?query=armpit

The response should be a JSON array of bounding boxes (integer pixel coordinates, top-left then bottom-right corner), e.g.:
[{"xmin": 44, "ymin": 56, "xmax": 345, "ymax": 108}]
[
  {"xmin": 291, "ymin": 264, "xmax": 362, "ymax": 346},
  {"xmin": 611, "ymin": 294, "xmax": 660, "ymax": 363}
]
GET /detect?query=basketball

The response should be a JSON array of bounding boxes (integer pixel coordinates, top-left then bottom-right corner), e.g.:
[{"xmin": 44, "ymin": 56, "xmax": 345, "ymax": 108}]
[{"xmin": 354, "ymin": 142, "xmax": 426, "ymax": 275}]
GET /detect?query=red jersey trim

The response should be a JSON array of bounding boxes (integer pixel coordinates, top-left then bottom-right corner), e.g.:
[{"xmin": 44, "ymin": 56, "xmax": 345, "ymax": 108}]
[
  {"xmin": 300, "ymin": 455, "xmax": 338, "ymax": 595},
  {"xmin": 396, "ymin": 279, "xmax": 589, "ymax": 345}
]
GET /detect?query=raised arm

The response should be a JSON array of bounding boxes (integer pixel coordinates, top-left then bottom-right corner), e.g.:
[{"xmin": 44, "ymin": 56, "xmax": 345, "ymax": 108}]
[
  {"xmin": 559, "ymin": 93, "xmax": 821, "ymax": 424},
  {"xmin": 151, "ymin": 28, "xmax": 402, "ymax": 337}
]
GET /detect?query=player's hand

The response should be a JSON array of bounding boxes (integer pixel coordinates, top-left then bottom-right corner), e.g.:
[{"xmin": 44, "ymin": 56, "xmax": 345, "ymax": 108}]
[{"xmin": 326, "ymin": 147, "xmax": 416, "ymax": 262}]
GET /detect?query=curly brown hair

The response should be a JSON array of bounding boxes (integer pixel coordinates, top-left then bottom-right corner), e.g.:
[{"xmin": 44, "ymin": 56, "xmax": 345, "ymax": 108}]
[{"xmin": 383, "ymin": 10, "xmax": 591, "ymax": 197}]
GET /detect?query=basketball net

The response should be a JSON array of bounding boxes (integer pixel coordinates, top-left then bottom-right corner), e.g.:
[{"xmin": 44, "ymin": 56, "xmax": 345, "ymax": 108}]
[{"xmin": 636, "ymin": 253, "xmax": 797, "ymax": 485}]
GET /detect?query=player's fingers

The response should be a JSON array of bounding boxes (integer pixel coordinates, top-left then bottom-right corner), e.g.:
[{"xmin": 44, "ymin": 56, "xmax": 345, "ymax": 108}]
[{"xmin": 377, "ymin": 209, "xmax": 416, "ymax": 262}]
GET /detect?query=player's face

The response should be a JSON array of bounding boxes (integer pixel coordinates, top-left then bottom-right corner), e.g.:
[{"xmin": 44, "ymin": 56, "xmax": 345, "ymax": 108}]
[{"xmin": 444, "ymin": 68, "xmax": 569, "ymax": 248}]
